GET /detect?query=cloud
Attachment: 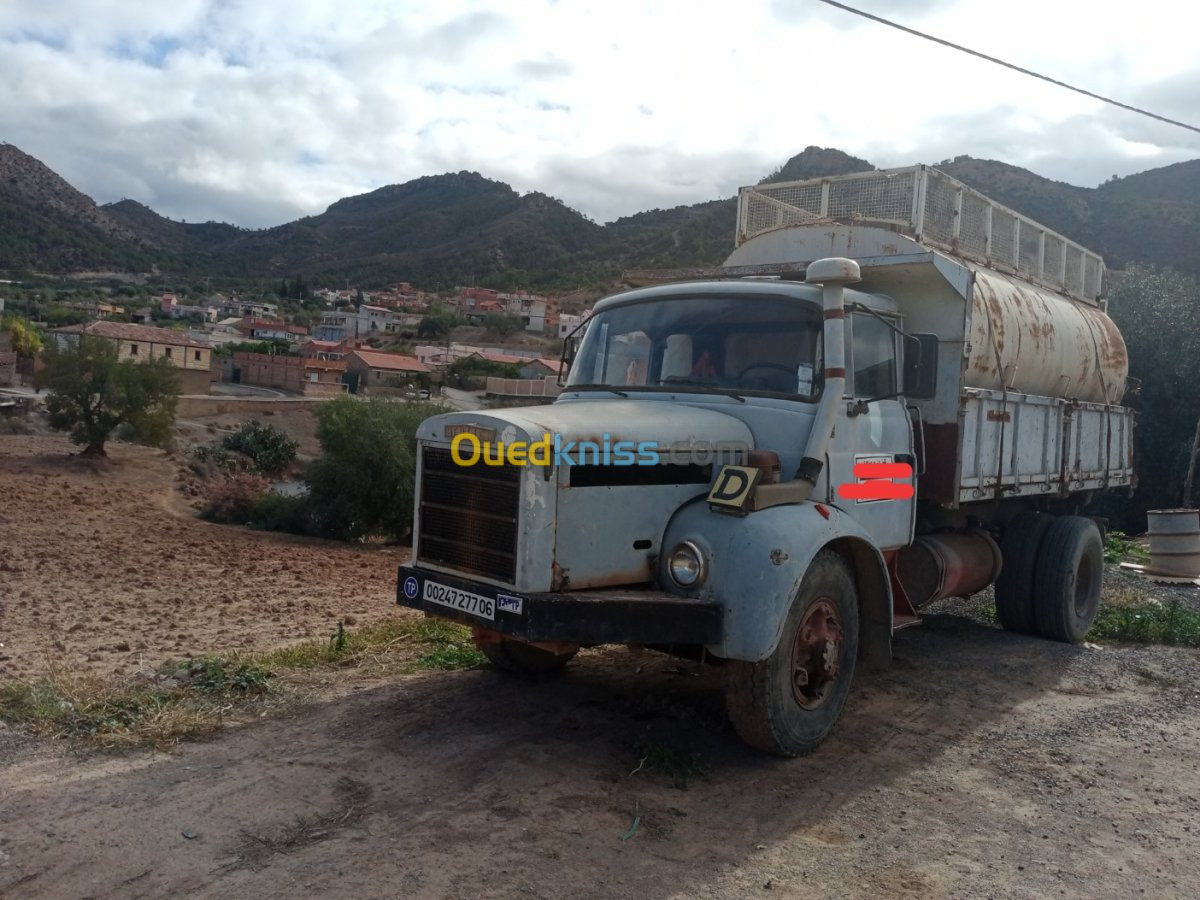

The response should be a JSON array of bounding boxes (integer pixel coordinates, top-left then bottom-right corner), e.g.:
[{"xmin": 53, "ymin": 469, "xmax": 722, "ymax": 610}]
[
  {"xmin": 770, "ymin": 0, "xmax": 961, "ymax": 29},
  {"xmin": 0, "ymin": 0, "xmax": 1194, "ymax": 235},
  {"xmin": 528, "ymin": 146, "xmax": 774, "ymax": 224},
  {"xmin": 514, "ymin": 56, "xmax": 572, "ymax": 80}
]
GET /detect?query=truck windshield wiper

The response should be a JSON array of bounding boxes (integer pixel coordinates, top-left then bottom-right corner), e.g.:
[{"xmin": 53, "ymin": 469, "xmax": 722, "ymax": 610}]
[
  {"xmin": 660, "ymin": 377, "xmax": 746, "ymax": 403},
  {"xmin": 565, "ymin": 384, "xmax": 629, "ymax": 398}
]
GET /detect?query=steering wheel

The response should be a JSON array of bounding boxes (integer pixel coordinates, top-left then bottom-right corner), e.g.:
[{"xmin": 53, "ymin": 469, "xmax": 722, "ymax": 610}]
[{"xmin": 737, "ymin": 363, "xmax": 796, "ymax": 380}]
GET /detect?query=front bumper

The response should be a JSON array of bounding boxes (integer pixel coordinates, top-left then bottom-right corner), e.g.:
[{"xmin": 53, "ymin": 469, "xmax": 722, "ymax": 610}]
[{"xmin": 397, "ymin": 565, "xmax": 722, "ymax": 645}]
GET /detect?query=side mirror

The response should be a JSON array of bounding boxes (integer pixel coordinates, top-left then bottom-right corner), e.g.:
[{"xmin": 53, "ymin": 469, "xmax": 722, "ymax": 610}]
[{"xmin": 903, "ymin": 333, "xmax": 938, "ymax": 400}]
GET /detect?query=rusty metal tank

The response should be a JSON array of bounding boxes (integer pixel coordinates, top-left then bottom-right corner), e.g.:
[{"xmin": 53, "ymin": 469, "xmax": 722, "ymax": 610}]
[{"xmin": 966, "ymin": 268, "xmax": 1128, "ymax": 405}]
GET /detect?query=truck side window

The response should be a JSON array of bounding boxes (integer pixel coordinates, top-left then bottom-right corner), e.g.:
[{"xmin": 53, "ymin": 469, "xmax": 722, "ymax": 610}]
[{"xmin": 851, "ymin": 314, "xmax": 897, "ymax": 398}]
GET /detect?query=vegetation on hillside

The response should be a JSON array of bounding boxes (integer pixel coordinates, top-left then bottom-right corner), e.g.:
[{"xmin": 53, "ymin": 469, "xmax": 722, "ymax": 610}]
[{"xmin": 23, "ymin": 142, "xmax": 1200, "ymax": 292}]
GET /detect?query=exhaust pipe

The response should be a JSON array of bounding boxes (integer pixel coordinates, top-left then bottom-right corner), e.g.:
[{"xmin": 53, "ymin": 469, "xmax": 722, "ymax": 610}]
[{"xmin": 795, "ymin": 257, "xmax": 861, "ymax": 499}]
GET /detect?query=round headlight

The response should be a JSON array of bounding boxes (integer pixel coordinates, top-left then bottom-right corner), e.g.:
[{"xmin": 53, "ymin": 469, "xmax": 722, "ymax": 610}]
[{"xmin": 668, "ymin": 541, "xmax": 706, "ymax": 588}]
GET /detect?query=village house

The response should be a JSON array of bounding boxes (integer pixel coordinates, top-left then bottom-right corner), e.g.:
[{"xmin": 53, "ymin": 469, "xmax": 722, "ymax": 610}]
[
  {"xmin": 558, "ymin": 311, "xmax": 592, "ymax": 339},
  {"xmin": 53, "ymin": 321, "xmax": 213, "ymax": 394},
  {"xmin": 0, "ymin": 329, "xmax": 15, "ymax": 386},
  {"xmin": 235, "ymin": 315, "xmax": 308, "ymax": 344},
  {"xmin": 160, "ymin": 293, "xmax": 218, "ymax": 323},
  {"xmin": 344, "ymin": 349, "xmax": 429, "ymax": 394},
  {"xmin": 455, "ymin": 287, "xmax": 548, "ymax": 332},
  {"xmin": 299, "ymin": 337, "xmax": 361, "ymax": 361},
  {"xmin": 228, "ymin": 351, "xmax": 346, "ymax": 396},
  {"xmin": 313, "ymin": 306, "xmax": 416, "ymax": 341},
  {"xmin": 219, "ymin": 298, "xmax": 279, "ymax": 320}
]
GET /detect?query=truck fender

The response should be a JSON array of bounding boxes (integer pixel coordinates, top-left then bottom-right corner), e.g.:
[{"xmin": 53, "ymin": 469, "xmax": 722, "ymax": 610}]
[{"xmin": 660, "ymin": 499, "xmax": 892, "ymax": 665}]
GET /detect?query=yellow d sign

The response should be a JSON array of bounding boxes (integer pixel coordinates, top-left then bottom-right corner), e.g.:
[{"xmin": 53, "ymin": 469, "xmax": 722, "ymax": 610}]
[{"xmin": 707, "ymin": 465, "xmax": 761, "ymax": 512}]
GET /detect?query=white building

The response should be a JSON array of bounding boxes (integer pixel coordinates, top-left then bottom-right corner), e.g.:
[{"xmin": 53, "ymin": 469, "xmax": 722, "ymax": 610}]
[{"xmin": 558, "ymin": 311, "xmax": 592, "ymax": 339}]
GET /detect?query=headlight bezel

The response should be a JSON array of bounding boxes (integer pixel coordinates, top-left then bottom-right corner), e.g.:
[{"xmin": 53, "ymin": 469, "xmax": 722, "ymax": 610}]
[{"xmin": 667, "ymin": 540, "xmax": 707, "ymax": 589}]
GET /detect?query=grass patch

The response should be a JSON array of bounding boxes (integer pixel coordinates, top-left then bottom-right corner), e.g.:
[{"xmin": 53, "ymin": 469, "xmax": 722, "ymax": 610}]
[
  {"xmin": 0, "ymin": 658, "xmax": 272, "ymax": 749},
  {"xmin": 0, "ymin": 616, "xmax": 483, "ymax": 750},
  {"xmin": 630, "ymin": 737, "xmax": 708, "ymax": 790},
  {"xmin": 1089, "ymin": 599, "xmax": 1200, "ymax": 647},
  {"xmin": 1104, "ymin": 530, "xmax": 1150, "ymax": 565},
  {"xmin": 258, "ymin": 617, "xmax": 484, "ymax": 673}
]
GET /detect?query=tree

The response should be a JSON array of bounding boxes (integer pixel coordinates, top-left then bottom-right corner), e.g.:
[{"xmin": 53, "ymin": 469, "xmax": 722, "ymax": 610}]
[
  {"xmin": 303, "ymin": 396, "xmax": 444, "ymax": 541},
  {"xmin": 1107, "ymin": 266, "xmax": 1200, "ymax": 521},
  {"xmin": 418, "ymin": 315, "xmax": 451, "ymax": 339},
  {"xmin": 35, "ymin": 336, "xmax": 182, "ymax": 457},
  {"xmin": 1, "ymin": 315, "xmax": 43, "ymax": 356},
  {"xmin": 483, "ymin": 312, "xmax": 521, "ymax": 337}
]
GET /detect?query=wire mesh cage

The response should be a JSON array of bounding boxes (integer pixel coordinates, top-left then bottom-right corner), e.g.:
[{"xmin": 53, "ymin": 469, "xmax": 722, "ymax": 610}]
[{"xmin": 736, "ymin": 165, "xmax": 1105, "ymax": 304}]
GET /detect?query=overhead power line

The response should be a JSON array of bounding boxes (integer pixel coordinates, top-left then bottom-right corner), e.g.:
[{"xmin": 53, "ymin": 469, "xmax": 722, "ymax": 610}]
[{"xmin": 814, "ymin": 0, "xmax": 1200, "ymax": 136}]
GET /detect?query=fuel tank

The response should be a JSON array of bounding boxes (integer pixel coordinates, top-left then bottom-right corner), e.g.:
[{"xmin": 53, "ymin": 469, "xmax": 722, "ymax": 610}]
[{"xmin": 966, "ymin": 268, "xmax": 1128, "ymax": 405}]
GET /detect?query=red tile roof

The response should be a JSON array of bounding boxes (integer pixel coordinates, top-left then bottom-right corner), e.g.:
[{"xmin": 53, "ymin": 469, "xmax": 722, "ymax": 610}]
[
  {"xmin": 54, "ymin": 321, "xmax": 210, "ymax": 349},
  {"xmin": 472, "ymin": 352, "xmax": 560, "ymax": 370},
  {"xmin": 348, "ymin": 350, "xmax": 429, "ymax": 373}
]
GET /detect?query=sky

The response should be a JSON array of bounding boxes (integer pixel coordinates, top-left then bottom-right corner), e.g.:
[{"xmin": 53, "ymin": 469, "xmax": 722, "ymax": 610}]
[{"xmin": 2, "ymin": 0, "xmax": 1198, "ymax": 230}]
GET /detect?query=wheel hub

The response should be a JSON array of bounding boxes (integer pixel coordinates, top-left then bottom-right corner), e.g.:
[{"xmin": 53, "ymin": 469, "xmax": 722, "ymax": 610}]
[{"xmin": 791, "ymin": 597, "xmax": 843, "ymax": 710}]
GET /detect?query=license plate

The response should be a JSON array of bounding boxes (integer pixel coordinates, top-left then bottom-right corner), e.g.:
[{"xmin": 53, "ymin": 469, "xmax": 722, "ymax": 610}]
[{"xmin": 422, "ymin": 580, "xmax": 495, "ymax": 621}]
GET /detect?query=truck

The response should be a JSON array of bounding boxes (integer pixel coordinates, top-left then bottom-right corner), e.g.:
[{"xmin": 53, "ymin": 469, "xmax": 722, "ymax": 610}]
[{"xmin": 395, "ymin": 165, "xmax": 1134, "ymax": 756}]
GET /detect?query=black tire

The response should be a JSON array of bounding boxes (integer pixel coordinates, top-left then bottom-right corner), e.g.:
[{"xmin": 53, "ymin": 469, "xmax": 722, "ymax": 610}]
[
  {"xmin": 724, "ymin": 550, "xmax": 859, "ymax": 757},
  {"xmin": 995, "ymin": 512, "xmax": 1054, "ymax": 634},
  {"xmin": 481, "ymin": 639, "xmax": 577, "ymax": 674},
  {"xmin": 1032, "ymin": 515, "xmax": 1103, "ymax": 643}
]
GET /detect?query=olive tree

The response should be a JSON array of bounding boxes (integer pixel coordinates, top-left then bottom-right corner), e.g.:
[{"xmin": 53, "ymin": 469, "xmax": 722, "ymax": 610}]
[{"xmin": 35, "ymin": 335, "xmax": 182, "ymax": 456}]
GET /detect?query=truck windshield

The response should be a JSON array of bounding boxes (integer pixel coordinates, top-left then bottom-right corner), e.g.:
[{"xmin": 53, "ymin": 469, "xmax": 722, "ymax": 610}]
[{"xmin": 567, "ymin": 294, "xmax": 823, "ymax": 399}]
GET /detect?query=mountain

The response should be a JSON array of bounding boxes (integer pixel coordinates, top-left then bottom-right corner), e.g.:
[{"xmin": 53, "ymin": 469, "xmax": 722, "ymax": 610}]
[
  {"xmin": 601, "ymin": 147, "xmax": 875, "ymax": 271},
  {"xmin": 202, "ymin": 173, "xmax": 607, "ymax": 289},
  {"xmin": 760, "ymin": 146, "xmax": 874, "ymax": 184},
  {"xmin": 936, "ymin": 155, "xmax": 1200, "ymax": 273},
  {"xmin": 0, "ymin": 144, "xmax": 155, "ymax": 272},
  {"xmin": 102, "ymin": 198, "xmax": 244, "ymax": 258},
  {"xmin": 1, "ymin": 142, "xmax": 1199, "ymax": 287}
]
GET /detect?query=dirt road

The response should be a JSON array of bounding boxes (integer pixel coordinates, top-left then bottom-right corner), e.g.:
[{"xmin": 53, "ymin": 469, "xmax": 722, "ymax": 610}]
[
  {"xmin": 2, "ymin": 432, "xmax": 1199, "ymax": 898},
  {"xmin": 3, "ymin": 616, "xmax": 1199, "ymax": 899}
]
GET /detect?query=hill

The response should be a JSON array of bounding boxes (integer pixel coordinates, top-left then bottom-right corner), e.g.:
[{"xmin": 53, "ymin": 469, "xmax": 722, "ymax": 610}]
[
  {"xmin": 102, "ymin": 198, "xmax": 244, "ymax": 258},
  {"xmin": 936, "ymin": 155, "xmax": 1200, "ymax": 273},
  {"xmin": 0, "ymin": 144, "xmax": 155, "ymax": 273},
  {"xmin": 1, "ymin": 142, "xmax": 1198, "ymax": 287}
]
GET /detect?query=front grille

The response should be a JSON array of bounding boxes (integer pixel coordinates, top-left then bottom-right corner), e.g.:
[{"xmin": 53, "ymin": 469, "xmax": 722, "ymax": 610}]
[{"xmin": 417, "ymin": 445, "xmax": 520, "ymax": 583}]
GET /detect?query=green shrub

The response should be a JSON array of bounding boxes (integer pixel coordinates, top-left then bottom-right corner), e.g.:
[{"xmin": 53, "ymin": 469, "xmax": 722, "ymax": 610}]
[
  {"xmin": 249, "ymin": 491, "xmax": 313, "ymax": 535},
  {"xmin": 303, "ymin": 397, "xmax": 446, "ymax": 541},
  {"xmin": 221, "ymin": 420, "xmax": 299, "ymax": 475},
  {"xmin": 174, "ymin": 657, "xmax": 274, "ymax": 694},
  {"xmin": 1103, "ymin": 530, "xmax": 1150, "ymax": 564}
]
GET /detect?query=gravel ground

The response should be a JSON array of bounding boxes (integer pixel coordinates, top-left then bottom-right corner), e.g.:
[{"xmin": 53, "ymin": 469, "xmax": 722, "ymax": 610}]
[{"xmin": 3, "ymin": 431, "xmax": 1200, "ymax": 897}]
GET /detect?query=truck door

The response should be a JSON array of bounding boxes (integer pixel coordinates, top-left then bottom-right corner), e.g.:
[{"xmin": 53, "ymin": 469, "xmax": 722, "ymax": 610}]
[{"xmin": 827, "ymin": 312, "xmax": 916, "ymax": 550}]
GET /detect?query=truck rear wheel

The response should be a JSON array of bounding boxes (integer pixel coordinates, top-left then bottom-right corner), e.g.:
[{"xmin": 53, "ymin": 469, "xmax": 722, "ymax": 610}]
[
  {"xmin": 481, "ymin": 639, "xmax": 578, "ymax": 675},
  {"xmin": 724, "ymin": 550, "xmax": 859, "ymax": 757},
  {"xmin": 1032, "ymin": 515, "xmax": 1103, "ymax": 643},
  {"xmin": 995, "ymin": 512, "xmax": 1054, "ymax": 634}
]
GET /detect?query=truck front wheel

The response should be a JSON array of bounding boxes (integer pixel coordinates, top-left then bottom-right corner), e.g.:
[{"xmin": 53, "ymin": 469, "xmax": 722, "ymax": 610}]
[{"xmin": 724, "ymin": 550, "xmax": 860, "ymax": 757}]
